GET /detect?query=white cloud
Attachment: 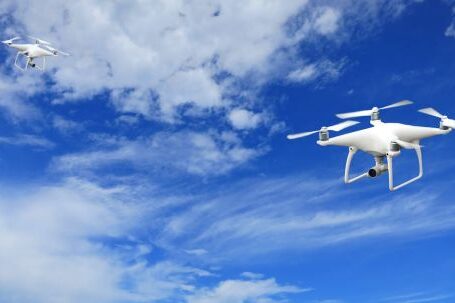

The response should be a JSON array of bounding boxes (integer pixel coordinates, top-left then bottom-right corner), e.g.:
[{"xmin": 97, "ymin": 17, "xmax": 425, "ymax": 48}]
[
  {"xmin": 0, "ymin": 177, "xmax": 311, "ymax": 303},
  {"xmin": 0, "ymin": 178, "xmax": 230, "ymax": 303},
  {"xmin": 186, "ymin": 277, "xmax": 305, "ymax": 303},
  {"xmin": 288, "ymin": 64, "xmax": 318, "ymax": 82},
  {"xmin": 0, "ymin": 0, "xmax": 314, "ymax": 120},
  {"xmin": 185, "ymin": 249, "xmax": 208, "ymax": 256},
  {"xmin": 52, "ymin": 130, "xmax": 261, "ymax": 176},
  {"xmin": 0, "ymin": 134, "xmax": 55, "ymax": 149},
  {"xmin": 445, "ymin": 23, "xmax": 455, "ymax": 37},
  {"xmin": 384, "ymin": 292, "xmax": 453, "ymax": 303},
  {"xmin": 52, "ymin": 115, "xmax": 83, "ymax": 134},
  {"xmin": 2, "ymin": 173, "xmax": 452, "ymax": 303},
  {"xmin": 313, "ymin": 7, "xmax": 341, "ymax": 35},
  {"xmin": 110, "ymin": 89, "xmax": 156, "ymax": 119},
  {"xmin": 0, "ymin": 178, "xmax": 167, "ymax": 303},
  {"xmin": 288, "ymin": 59, "xmax": 345, "ymax": 84},
  {"xmin": 445, "ymin": 6, "xmax": 455, "ymax": 38},
  {"xmin": 0, "ymin": 0, "xmax": 421, "ymax": 121},
  {"xmin": 0, "ymin": 0, "xmax": 411, "ymax": 121},
  {"xmin": 0, "ymin": 72, "xmax": 43, "ymax": 120},
  {"xmin": 228, "ymin": 108, "xmax": 263, "ymax": 130},
  {"xmin": 158, "ymin": 174, "xmax": 455, "ymax": 259},
  {"xmin": 157, "ymin": 68, "xmax": 223, "ymax": 120},
  {"xmin": 0, "ymin": 0, "xmax": 422, "ymax": 174},
  {"xmin": 240, "ymin": 272, "xmax": 265, "ymax": 280}
]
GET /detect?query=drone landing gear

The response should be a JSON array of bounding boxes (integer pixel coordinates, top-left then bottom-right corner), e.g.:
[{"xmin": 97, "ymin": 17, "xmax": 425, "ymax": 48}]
[
  {"xmin": 387, "ymin": 146, "xmax": 423, "ymax": 191},
  {"xmin": 344, "ymin": 147, "xmax": 369, "ymax": 183},
  {"xmin": 14, "ymin": 53, "xmax": 46, "ymax": 71},
  {"xmin": 344, "ymin": 145, "xmax": 423, "ymax": 191}
]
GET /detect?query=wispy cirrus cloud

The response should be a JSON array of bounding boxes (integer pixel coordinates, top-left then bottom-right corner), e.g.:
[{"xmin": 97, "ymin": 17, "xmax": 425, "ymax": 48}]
[
  {"xmin": 186, "ymin": 277, "xmax": 307, "ymax": 303},
  {"xmin": 383, "ymin": 292, "xmax": 453, "ymax": 303},
  {"xmin": 287, "ymin": 59, "xmax": 346, "ymax": 85},
  {"xmin": 0, "ymin": 177, "xmax": 308, "ymax": 303},
  {"xmin": 0, "ymin": 133, "xmax": 55, "ymax": 149},
  {"xmin": 52, "ymin": 130, "xmax": 263, "ymax": 176},
  {"xmin": 156, "ymin": 174, "xmax": 455, "ymax": 260},
  {"xmin": 0, "ymin": 72, "xmax": 43, "ymax": 120},
  {"xmin": 1, "ymin": 169, "xmax": 454, "ymax": 302}
]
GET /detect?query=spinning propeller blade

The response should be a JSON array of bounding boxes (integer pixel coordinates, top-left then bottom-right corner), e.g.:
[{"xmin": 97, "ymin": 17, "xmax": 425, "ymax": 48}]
[
  {"xmin": 445, "ymin": 120, "xmax": 455, "ymax": 129},
  {"xmin": 327, "ymin": 120, "xmax": 360, "ymax": 132},
  {"xmin": 2, "ymin": 36, "xmax": 20, "ymax": 44},
  {"xmin": 287, "ymin": 120, "xmax": 359, "ymax": 140},
  {"xmin": 380, "ymin": 100, "xmax": 414, "ymax": 110},
  {"xmin": 287, "ymin": 130, "xmax": 319, "ymax": 140},
  {"xmin": 28, "ymin": 36, "xmax": 51, "ymax": 45},
  {"xmin": 45, "ymin": 45, "xmax": 70, "ymax": 56},
  {"xmin": 336, "ymin": 110, "xmax": 372, "ymax": 119},
  {"xmin": 336, "ymin": 100, "xmax": 413, "ymax": 119},
  {"xmin": 418, "ymin": 107, "xmax": 444, "ymax": 119},
  {"xmin": 419, "ymin": 107, "xmax": 455, "ymax": 129}
]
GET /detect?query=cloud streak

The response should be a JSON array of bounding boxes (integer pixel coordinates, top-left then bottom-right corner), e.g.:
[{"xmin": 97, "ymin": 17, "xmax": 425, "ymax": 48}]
[
  {"xmin": 0, "ymin": 177, "xmax": 308, "ymax": 303},
  {"xmin": 157, "ymin": 174, "xmax": 455, "ymax": 260},
  {"xmin": 52, "ymin": 130, "xmax": 263, "ymax": 176}
]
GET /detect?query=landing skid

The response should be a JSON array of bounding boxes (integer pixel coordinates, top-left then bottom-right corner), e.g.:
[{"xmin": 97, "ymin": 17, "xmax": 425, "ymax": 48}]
[
  {"xmin": 344, "ymin": 146, "xmax": 423, "ymax": 191},
  {"xmin": 14, "ymin": 52, "xmax": 46, "ymax": 71},
  {"xmin": 344, "ymin": 147, "xmax": 369, "ymax": 183},
  {"xmin": 387, "ymin": 146, "xmax": 423, "ymax": 191}
]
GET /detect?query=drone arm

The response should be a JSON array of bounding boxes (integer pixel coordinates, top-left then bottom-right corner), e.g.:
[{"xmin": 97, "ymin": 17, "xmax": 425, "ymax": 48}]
[
  {"xmin": 387, "ymin": 145, "xmax": 423, "ymax": 191},
  {"xmin": 344, "ymin": 147, "xmax": 369, "ymax": 184}
]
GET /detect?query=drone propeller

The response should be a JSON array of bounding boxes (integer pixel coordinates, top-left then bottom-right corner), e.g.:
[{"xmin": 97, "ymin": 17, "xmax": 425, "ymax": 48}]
[
  {"xmin": 45, "ymin": 45, "xmax": 70, "ymax": 56},
  {"xmin": 28, "ymin": 36, "xmax": 52, "ymax": 45},
  {"xmin": 418, "ymin": 107, "xmax": 455, "ymax": 129},
  {"xmin": 336, "ymin": 100, "xmax": 413, "ymax": 119},
  {"xmin": 1, "ymin": 36, "xmax": 20, "ymax": 45},
  {"xmin": 287, "ymin": 120, "xmax": 359, "ymax": 140}
]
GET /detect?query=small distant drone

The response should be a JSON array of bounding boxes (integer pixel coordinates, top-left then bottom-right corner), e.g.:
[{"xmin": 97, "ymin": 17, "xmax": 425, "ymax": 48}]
[
  {"xmin": 287, "ymin": 101, "xmax": 454, "ymax": 191},
  {"xmin": 1, "ymin": 36, "xmax": 69, "ymax": 71}
]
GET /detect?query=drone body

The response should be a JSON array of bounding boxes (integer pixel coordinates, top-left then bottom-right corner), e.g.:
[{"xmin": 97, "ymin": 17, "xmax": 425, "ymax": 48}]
[
  {"xmin": 319, "ymin": 121, "xmax": 449, "ymax": 155},
  {"xmin": 2, "ymin": 36, "xmax": 69, "ymax": 71},
  {"xmin": 288, "ymin": 101, "xmax": 454, "ymax": 191}
]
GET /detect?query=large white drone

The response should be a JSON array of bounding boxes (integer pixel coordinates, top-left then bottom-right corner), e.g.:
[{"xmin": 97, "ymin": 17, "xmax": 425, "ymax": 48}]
[
  {"xmin": 287, "ymin": 101, "xmax": 453, "ymax": 191},
  {"xmin": 1, "ymin": 36, "xmax": 69, "ymax": 71}
]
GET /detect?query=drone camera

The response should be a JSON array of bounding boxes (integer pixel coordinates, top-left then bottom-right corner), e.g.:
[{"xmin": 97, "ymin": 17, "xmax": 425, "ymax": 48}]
[
  {"xmin": 368, "ymin": 168, "xmax": 378, "ymax": 178},
  {"xmin": 368, "ymin": 164, "xmax": 388, "ymax": 178}
]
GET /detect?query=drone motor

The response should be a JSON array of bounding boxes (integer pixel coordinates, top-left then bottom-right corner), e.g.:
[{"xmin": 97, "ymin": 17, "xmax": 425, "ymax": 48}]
[
  {"xmin": 440, "ymin": 121, "xmax": 450, "ymax": 130},
  {"xmin": 371, "ymin": 108, "xmax": 380, "ymax": 121},
  {"xmin": 319, "ymin": 128, "xmax": 329, "ymax": 141}
]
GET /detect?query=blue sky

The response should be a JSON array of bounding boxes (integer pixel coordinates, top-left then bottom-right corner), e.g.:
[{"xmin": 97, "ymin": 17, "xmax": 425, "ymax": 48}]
[{"xmin": 0, "ymin": 1, "xmax": 455, "ymax": 303}]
